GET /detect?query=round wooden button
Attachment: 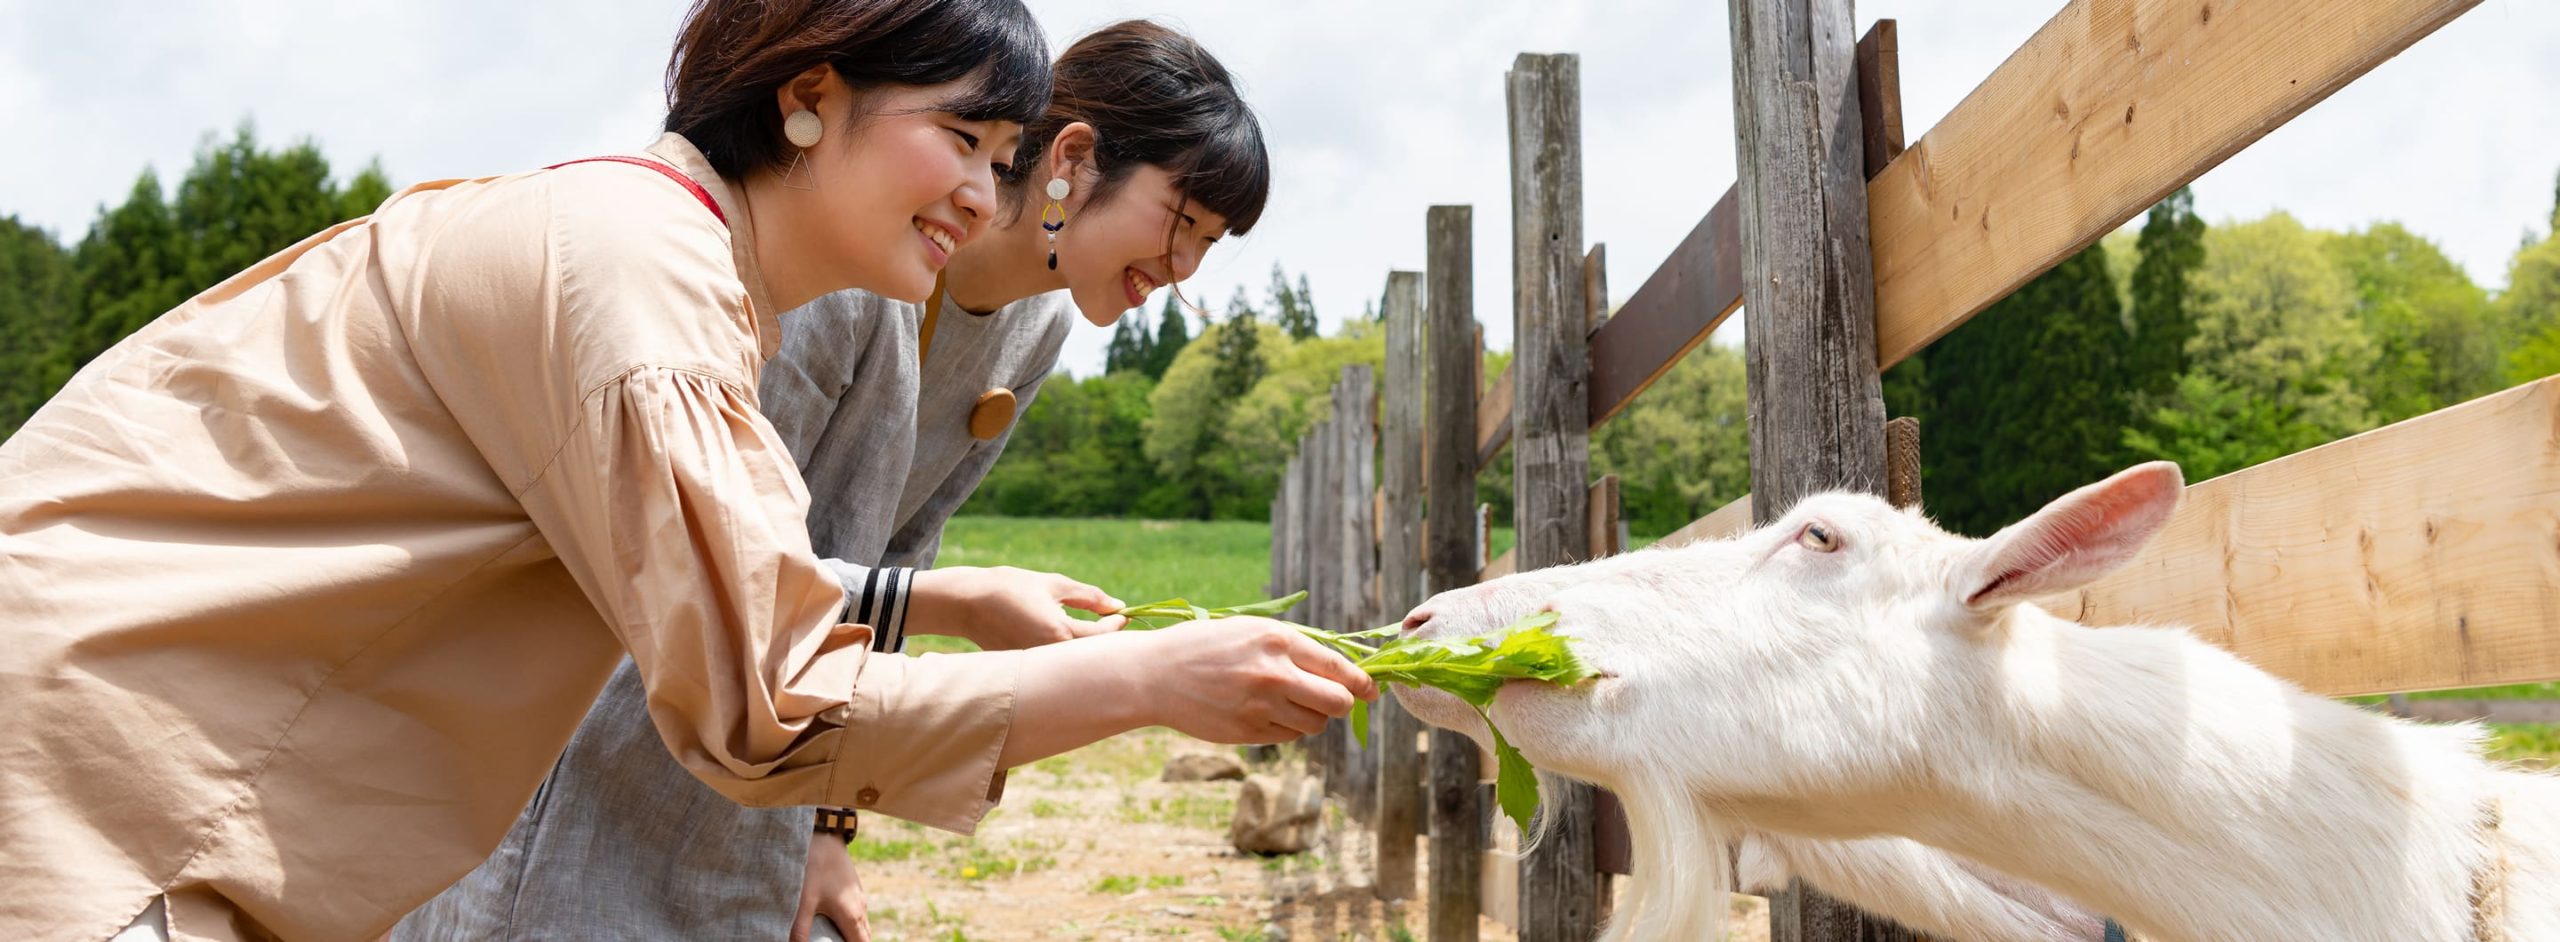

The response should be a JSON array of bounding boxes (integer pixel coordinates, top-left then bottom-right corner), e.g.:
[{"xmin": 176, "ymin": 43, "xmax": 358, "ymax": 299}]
[{"xmin": 969, "ymin": 387, "xmax": 1016, "ymax": 441}]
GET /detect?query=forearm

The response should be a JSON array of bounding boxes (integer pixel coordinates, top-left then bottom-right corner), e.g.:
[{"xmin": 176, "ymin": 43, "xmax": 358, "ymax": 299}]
[{"xmin": 996, "ymin": 637, "xmax": 1157, "ymax": 768}]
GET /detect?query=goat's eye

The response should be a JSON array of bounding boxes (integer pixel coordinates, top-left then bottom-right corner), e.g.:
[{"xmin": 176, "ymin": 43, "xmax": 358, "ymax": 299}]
[{"xmin": 1798, "ymin": 523, "xmax": 1841, "ymax": 553}]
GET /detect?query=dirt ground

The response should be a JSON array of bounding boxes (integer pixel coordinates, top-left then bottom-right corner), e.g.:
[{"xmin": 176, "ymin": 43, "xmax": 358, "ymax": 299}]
[{"xmin": 853, "ymin": 727, "xmax": 1771, "ymax": 941}]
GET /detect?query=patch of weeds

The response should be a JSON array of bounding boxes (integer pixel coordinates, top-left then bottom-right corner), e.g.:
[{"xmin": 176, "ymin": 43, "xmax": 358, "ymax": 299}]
[
  {"xmin": 939, "ymin": 842, "xmax": 1056, "ymax": 881},
  {"xmin": 1093, "ymin": 874, "xmax": 1140, "ymax": 894},
  {"xmin": 1117, "ymin": 792, "xmax": 1234, "ymax": 829},
  {"xmin": 1092, "ymin": 872, "xmax": 1187, "ymax": 895},
  {"xmin": 1028, "ymin": 797, "xmax": 1071, "ymax": 818},
  {"xmin": 848, "ymin": 835, "xmax": 929, "ymax": 863},
  {"xmin": 2489, "ymin": 723, "xmax": 2560, "ymax": 766},
  {"xmin": 1213, "ymin": 927, "xmax": 1268, "ymax": 942}
]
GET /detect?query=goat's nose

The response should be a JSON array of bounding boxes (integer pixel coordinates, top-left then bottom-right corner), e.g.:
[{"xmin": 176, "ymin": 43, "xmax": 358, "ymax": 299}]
[{"xmin": 1400, "ymin": 605, "xmax": 1435, "ymax": 634}]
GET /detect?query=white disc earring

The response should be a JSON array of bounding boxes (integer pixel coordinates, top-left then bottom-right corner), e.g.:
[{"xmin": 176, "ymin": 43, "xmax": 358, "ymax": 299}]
[
  {"xmin": 784, "ymin": 109, "xmax": 824, "ymax": 148},
  {"xmin": 1046, "ymin": 177, "xmax": 1071, "ymax": 201}
]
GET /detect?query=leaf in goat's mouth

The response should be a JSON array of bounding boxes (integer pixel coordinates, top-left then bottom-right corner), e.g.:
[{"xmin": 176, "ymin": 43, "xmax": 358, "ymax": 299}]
[{"xmin": 1115, "ymin": 593, "xmax": 1595, "ymax": 833}]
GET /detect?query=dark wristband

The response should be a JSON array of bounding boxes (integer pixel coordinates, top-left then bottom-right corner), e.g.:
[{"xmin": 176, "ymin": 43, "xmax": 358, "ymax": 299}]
[{"xmin": 814, "ymin": 806, "xmax": 860, "ymax": 840}]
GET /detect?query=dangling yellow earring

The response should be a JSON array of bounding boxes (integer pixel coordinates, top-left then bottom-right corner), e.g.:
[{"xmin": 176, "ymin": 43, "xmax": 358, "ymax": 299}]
[
  {"xmin": 1041, "ymin": 177, "xmax": 1070, "ymax": 270},
  {"xmin": 782, "ymin": 109, "xmax": 822, "ymax": 191}
]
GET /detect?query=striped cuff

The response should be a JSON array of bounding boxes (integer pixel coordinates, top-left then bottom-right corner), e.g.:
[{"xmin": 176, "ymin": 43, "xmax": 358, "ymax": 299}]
[{"xmin": 851, "ymin": 565, "xmax": 916, "ymax": 653}]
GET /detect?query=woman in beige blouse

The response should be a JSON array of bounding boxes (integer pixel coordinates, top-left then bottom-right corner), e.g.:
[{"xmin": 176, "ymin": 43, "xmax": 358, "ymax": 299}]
[{"xmin": 0, "ymin": 2, "xmax": 1372, "ymax": 940}]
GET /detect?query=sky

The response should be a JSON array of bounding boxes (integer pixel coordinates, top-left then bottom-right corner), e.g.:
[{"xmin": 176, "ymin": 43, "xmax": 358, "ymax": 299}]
[{"xmin": 3, "ymin": 0, "xmax": 2554, "ymax": 377}]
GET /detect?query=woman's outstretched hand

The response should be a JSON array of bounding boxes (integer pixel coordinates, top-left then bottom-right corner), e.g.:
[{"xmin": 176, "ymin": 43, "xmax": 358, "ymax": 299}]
[
  {"xmin": 906, "ymin": 566, "xmax": 1124, "ymax": 650},
  {"xmin": 1099, "ymin": 616, "xmax": 1377, "ymax": 743},
  {"xmin": 997, "ymin": 615, "xmax": 1379, "ymax": 769}
]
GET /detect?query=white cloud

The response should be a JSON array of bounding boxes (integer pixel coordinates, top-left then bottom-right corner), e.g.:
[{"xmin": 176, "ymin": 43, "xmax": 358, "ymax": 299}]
[{"xmin": 2, "ymin": 0, "xmax": 2551, "ymax": 377}]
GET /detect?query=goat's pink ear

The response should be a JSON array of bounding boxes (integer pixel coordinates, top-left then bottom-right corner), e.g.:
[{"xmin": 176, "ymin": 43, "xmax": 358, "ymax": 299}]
[{"xmin": 1960, "ymin": 462, "xmax": 2184, "ymax": 610}]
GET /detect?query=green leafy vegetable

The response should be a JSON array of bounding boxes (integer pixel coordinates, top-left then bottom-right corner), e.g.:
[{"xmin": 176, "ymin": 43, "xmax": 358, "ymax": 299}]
[{"xmin": 1113, "ymin": 592, "xmax": 1594, "ymax": 833}]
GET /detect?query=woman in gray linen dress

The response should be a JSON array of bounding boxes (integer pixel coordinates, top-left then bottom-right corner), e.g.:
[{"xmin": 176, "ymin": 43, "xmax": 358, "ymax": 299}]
[{"xmin": 394, "ymin": 20, "xmax": 1270, "ymax": 941}]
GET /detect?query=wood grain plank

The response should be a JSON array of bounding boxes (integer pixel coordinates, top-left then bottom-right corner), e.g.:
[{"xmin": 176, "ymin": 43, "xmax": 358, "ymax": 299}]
[
  {"xmin": 2032, "ymin": 378, "xmax": 2560, "ymax": 698},
  {"xmin": 1868, "ymin": 0, "xmax": 2481, "ymax": 369}
]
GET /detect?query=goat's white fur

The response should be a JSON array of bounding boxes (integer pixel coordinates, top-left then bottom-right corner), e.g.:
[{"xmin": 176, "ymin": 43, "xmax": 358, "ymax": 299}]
[{"xmin": 1395, "ymin": 463, "xmax": 2557, "ymax": 942}]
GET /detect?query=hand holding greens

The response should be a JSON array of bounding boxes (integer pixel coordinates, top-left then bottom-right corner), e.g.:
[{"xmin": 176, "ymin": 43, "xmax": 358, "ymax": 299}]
[{"xmin": 1114, "ymin": 591, "xmax": 1594, "ymax": 832}]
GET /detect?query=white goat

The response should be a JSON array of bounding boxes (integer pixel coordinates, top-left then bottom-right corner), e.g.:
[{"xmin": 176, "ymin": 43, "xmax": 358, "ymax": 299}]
[{"xmin": 1396, "ymin": 462, "xmax": 2557, "ymax": 941}]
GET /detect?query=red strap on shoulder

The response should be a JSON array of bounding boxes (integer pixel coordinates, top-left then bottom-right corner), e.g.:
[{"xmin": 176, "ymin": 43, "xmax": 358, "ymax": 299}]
[{"xmin": 545, "ymin": 156, "xmax": 727, "ymax": 226}]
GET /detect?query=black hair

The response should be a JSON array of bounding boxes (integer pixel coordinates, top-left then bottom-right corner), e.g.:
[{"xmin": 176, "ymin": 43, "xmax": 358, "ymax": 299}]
[{"xmin": 666, "ymin": 0, "xmax": 1053, "ymax": 179}]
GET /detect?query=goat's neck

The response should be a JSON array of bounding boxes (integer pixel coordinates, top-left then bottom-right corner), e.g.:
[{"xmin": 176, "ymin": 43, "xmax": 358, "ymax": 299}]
[{"xmin": 1905, "ymin": 608, "xmax": 2502, "ymax": 942}]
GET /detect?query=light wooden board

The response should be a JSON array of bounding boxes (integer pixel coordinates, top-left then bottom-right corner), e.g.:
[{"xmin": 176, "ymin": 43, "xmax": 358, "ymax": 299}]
[
  {"xmin": 1655, "ymin": 494, "xmax": 1758, "ymax": 550},
  {"xmin": 2032, "ymin": 378, "xmax": 2560, "ymax": 697},
  {"xmin": 1868, "ymin": 0, "xmax": 2480, "ymax": 369}
]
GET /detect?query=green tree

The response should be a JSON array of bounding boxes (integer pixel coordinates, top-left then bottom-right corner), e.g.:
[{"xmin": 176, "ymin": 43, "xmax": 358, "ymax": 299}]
[
  {"xmin": 1268, "ymin": 263, "xmax": 1318, "ymax": 340},
  {"xmin": 1146, "ymin": 294, "xmax": 1189, "ymax": 379},
  {"xmin": 64, "ymin": 171, "xmax": 189, "ymax": 373},
  {"xmin": 967, "ymin": 370, "xmax": 1166, "ymax": 517},
  {"xmin": 168, "ymin": 125, "xmax": 356, "ymax": 299},
  {"xmin": 0, "ymin": 216, "xmax": 74, "ymax": 432},
  {"xmin": 1899, "ymin": 241, "xmax": 2129, "ymax": 534},
  {"xmin": 39, "ymin": 123, "xmax": 386, "ymax": 428},
  {"xmin": 2327, "ymin": 222, "xmax": 2496, "ymax": 418},
  {"xmin": 2502, "ymin": 231, "xmax": 2560, "ymax": 385},
  {"xmin": 1105, "ymin": 307, "xmax": 1155, "ymax": 375},
  {"xmin": 2125, "ymin": 187, "xmax": 2205, "ymax": 403},
  {"xmin": 1591, "ymin": 341, "xmax": 1750, "ymax": 537},
  {"xmin": 1216, "ymin": 318, "xmax": 1388, "ymax": 511},
  {"xmin": 2127, "ymin": 212, "xmax": 2375, "ymax": 480},
  {"xmin": 1143, "ymin": 297, "xmax": 1283, "ymax": 519},
  {"xmin": 339, "ymin": 160, "xmax": 394, "ymax": 221}
]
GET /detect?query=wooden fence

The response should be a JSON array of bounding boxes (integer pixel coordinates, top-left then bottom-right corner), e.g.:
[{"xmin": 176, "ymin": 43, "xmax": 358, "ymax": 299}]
[{"xmin": 1266, "ymin": 0, "xmax": 2512, "ymax": 938}]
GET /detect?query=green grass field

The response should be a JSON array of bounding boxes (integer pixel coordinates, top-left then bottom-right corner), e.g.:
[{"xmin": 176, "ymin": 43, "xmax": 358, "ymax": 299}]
[{"xmin": 934, "ymin": 516, "xmax": 1279, "ymax": 612}]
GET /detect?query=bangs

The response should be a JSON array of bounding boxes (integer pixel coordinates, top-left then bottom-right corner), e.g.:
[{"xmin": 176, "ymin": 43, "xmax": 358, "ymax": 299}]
[
  {"xmin": 921, "ymin": 26, "xmax": 1052, "ymax": 126},
  {"xmin": 839, "ymin": 0, "xmax": 1050, "ymax": 127},
  {"xmin": 1172, "ymin": 109, "xmax": 1270, "ymax": 236}
]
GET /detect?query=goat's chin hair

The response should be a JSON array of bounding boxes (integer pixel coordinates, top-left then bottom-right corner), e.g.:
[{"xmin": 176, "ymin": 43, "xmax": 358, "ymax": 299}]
[{"xmin": 1602, "ymin": 771, "xmax": 1731, "ymax": 942}]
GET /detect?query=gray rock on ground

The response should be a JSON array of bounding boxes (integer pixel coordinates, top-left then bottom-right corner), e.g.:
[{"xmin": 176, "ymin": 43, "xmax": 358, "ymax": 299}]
[
  {"xmin": 1162, "ymin": 751, "xmax": 1247, "ymax": 782},
  {"xmin": 1229, "ymin": 771, "xmax": 1323, "ymax": 855}
]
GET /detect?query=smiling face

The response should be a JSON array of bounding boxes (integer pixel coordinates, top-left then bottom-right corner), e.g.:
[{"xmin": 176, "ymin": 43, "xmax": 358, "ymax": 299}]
[
  {"xmin": 808, "ymin": 79, "xmax": 1029, "ymax": 302},
  {"xmin": 769, "ymin": 68, "xmax": 1024, "ymax": 303},
  {"xmin": 1049, "ymin": 159, "xmax": 1228, "ymax": 327}
]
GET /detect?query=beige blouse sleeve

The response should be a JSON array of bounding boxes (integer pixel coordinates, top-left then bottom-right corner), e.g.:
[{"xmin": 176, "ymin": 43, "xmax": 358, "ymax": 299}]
[{"xmin": 515, "ymin": 365, "xmax": 1019, "ymax": 831}]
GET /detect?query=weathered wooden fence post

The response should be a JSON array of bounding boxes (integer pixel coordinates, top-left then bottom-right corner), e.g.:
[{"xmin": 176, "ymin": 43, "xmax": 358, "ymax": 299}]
[
  {"xmin": 1507, "ymin": 50, "xmax": 1602, "ymax": 941},
  {"xmin": 1729, "ymin": 0, "xmax": 1902, "ymax": 937},
  {"xmin": 1309, "ymin": 414, "xmax": 1343, "ymax": 790},
  {"xmin": 1423, "ymin": 204, "xmax": 1486, "ymax": 942},
  {"xmin": 1377, "ymin": 271, "xmax": 1429, "ymax": 901},
  {"xmin": 1337, "ymin": 365, "xmax": 1381, "ymax": 824}
]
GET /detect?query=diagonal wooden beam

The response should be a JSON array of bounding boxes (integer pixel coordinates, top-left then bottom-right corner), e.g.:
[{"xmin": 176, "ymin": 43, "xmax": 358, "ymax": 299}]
[
  {"xmin": 1475, "ymin": 364, "xmax": 1515, "ymax": 468},
  {"xmin": 1867, "ymin": 0, "xmax": 2481, "ymax": 369},
  {"xmin": 1586, "ymin": 185, "xmax": 1747, "ymax": 429},
  {"xmin": 1856, "ymin": 19, "xmax": 1905, "ymax": 180}
]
